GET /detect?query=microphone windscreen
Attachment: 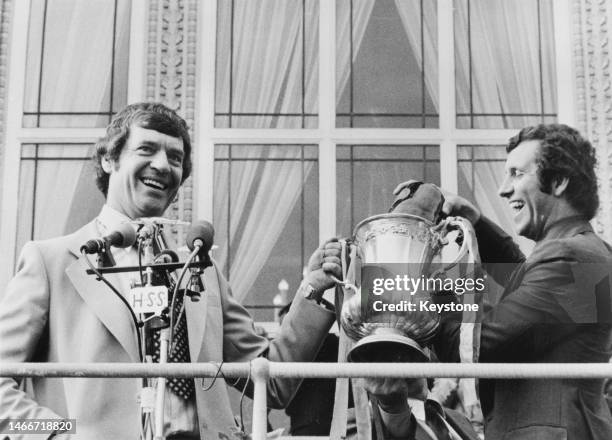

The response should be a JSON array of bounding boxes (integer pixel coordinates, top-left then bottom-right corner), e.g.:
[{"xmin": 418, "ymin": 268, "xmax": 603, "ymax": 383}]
[
  {"xmin": 111, "ymin": 223, "xmax": 137, "ymax": 248},
  {"xmin": 186, "ymin": 220, "xmax": 214, "ymax": 252}
]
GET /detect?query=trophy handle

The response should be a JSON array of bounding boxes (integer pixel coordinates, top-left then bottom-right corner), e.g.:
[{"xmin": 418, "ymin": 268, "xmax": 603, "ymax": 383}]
[
  {"xmin": 331, "ymin": 275, "xmax": 359, "ymax": 293},
  {"xmin": 431, "ymin": 216, "xmax": 474, "ymax": 277},
  {"xmin": 330, "ymin": 238, "xmax": 359, "ymax": 293}
]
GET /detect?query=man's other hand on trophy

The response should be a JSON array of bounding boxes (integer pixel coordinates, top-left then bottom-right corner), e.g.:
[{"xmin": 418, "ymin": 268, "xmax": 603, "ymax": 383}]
[
  {"xmin": 393, "ymin": 180, "xmax": 482, "ymax": 225},
  {"xmin": 301, "ymin": 238, "xmax": 343, "ymax": 304}
]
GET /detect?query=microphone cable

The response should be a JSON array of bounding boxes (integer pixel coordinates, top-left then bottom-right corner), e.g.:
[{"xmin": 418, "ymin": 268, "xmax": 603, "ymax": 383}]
[
  {"xmin": 137, "ymin": 239, "xmax": 145, "ymax": 286},
  {"xmin": 169, "ymin": 246, "xmax": 200, "ymax": 351},
  {"xmin": 81, "ymin": 250, "xmax": 143, "ymax": 362},
  {"xmin": 238, "ymin": 362, "xmax": 251, "ymax": 437}
]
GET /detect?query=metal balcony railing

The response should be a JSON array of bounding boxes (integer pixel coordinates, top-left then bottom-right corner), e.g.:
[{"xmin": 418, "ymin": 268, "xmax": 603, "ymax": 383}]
[{"xmin": 2, "ymin": 360, "xmax": 612, "ymax": 440}]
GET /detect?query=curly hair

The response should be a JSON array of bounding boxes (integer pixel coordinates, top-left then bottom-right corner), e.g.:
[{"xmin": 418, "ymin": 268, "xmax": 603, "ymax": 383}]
[
  {"xmin": 93, "ymin": 102, "xmax": 193, "ymax": 196},
  {"xmin": 507, "ymin": 124, "xmax": 599, "ymax": 220}
]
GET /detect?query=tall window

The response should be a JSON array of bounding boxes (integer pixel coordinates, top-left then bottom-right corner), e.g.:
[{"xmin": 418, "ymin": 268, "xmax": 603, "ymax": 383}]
[
  {"xmin": 199, "ymin": 0, "xmax": 567, "ymax": 311},
  {"xmin": 214, "ymin": 144, "xmax": 318, "ymax": 320},
  {"xmin": 215, "ymin": 0, "xmax": 318, "ymax": 129},
  {"xmin": 336, "ymin": 0, "xmax": 439, "ymax": 128},
  {"xmin": 212, "ymin": 1, "xmax": 321, "ymax": 315}
]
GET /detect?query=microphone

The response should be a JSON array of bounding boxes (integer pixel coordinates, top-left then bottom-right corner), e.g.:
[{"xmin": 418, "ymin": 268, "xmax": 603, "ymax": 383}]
[
  {"xmin": 184, "ymin": 221, "xmax": 214, "ymax": 301},
  {"xmin": 137, "ymin": 221, "xmax": 157, "ymax": 241},
  {"xmin": 80, "ymin": 223, "xmax": 137, "ymax": 254},
  {"xmin": 185, "ymin": 221, "xmax": 214, "ymax": 255},
  {"xmin": 135, "ymin": 221, "xmax": 160, "ymax": 266}
]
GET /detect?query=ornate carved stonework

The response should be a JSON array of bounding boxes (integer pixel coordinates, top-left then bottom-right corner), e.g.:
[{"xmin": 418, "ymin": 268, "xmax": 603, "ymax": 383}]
[
  {"xmin": 0, "ymin": 0, "xmax": 12, "ymax": 212},
  {"xmin": 575, "ymin": 0, "xmax": 612, "ymax": 241},
  {"xmin": 146, "ymin": 0, "xmax": 198, "ymax": 244}
]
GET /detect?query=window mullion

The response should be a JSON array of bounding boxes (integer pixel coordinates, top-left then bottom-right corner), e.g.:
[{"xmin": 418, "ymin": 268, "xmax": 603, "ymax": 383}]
[
  {"xmin": 451, "ymin": 129, "xmax": 517, "ymax": 144},
  {"xmin": 439, "ymin": 0, "xmax": 457, "ymax": 192},
  {"xmin": 127, "ymin": 0, "xmax": 148, "ymax": 103},
  {"xmin": 553, "ymin": 0, "xmax": 575, "ymax": 126},
  {"xmin": 195, "ymin": 0, "xmax": 217, "ymax": 223},
  {"xmin": 319, "ymin": 0, "xmax": 336, "ymax": 240},
  {"xmin": 18, "ymin": 128, "xmax": 106, "ymax": 144},
  {"xmin": 0, "ymin": 0, "xmax": 31, "ymax": 288}
]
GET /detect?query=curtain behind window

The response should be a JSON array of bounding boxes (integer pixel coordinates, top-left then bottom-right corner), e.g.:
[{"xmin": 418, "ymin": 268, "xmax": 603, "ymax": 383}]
[
  {"xmin": 214, "ymin": 0, "xmax": 375, "ymax": 301},
  {"xmin": 396, "ymin": 0, "xmax": 554, "ymax": 251}
]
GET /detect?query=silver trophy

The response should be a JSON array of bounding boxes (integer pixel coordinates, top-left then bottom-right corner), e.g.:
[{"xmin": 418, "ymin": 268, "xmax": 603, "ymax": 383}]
[{"xmin": 337, "ymin": 187, "xmax": 474, "ymax": 362}]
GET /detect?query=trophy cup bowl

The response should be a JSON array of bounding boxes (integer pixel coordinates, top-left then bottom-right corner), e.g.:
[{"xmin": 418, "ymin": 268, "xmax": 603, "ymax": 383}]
[{"xmin": 340, "ymin": 213, "xmax": 458, "ymax": 363}]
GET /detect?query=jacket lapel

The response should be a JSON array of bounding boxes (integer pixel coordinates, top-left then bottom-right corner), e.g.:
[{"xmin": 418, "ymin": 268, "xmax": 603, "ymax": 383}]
[
  {"xmin": 65, "ymin": 221, "xmax": 140, "ymax": 362},
  {"xmin": 501, "ymin": 261, "xmax": 526, "ymax": 300}
]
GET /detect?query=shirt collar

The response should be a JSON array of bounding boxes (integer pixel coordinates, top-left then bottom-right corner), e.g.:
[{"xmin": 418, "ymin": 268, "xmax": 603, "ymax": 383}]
[
  {"xmin": 540, "ymin": 215, "xmax": 592, "ymax": 241},
  {"xmin": 406, "ymin": 397, "xmax": 425, "ymax": 421}
]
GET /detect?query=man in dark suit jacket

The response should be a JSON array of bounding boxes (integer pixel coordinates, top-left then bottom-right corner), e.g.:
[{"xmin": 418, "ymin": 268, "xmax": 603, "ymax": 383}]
[
  {"xmin": 0, "ymin": 103, "xmax": 342, "ymax": 439},
  {"xmin": 402, "ymin": 124, "xmax": 612, "ymax": 439}
]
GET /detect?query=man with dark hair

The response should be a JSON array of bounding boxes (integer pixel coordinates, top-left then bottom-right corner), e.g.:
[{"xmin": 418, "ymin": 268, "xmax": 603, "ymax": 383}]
[
  {"xmin": 505, "ymin": 123, "xmax": 599, "ymax": 222},
  {"xmin": 394, "ymin": 123, "xmax": 612, "ymax": 439},
  {"xmin": 92, "ymin": 102, "xmax": 193, "ymax": 197},
  {"xmin": 0, "ymin": 102, "xmax": 341, "ymax": 439}
]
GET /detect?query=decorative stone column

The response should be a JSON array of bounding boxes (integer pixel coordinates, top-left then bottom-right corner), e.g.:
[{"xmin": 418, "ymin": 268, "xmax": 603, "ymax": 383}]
[
  {"xmin": 146, "ymin": 0, "xmax": 198, "ymax": 245},
  {"xmin": 574, "ymin": 0, "xmax": 612, "ymax": 242}
]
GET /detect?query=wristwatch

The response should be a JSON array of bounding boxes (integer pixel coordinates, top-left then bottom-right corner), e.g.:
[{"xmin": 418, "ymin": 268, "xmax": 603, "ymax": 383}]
[{"xmin": 301, "ymin": 282, "xmax": 336, "ymax": 312}]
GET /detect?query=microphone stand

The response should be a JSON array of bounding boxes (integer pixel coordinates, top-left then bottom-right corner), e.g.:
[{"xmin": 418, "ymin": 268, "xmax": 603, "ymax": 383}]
[
  {"xmin": 83, "ymin": 221, "xmax": 211, "ymax": 440},
  {"xmin": 144, "ymin": 225, "xmax": 200, "ymax": 440},
  {"xmin": 140, "ymin": 235, "xmax": 158, "ymax": 440},
  {"xmin": 151, "ymin": 228, "xmax": 172, "ymax": 440},
  {"xmin": 136, "ymin": 225, "xmax": 175, "ymax": 440},
  {"xmin": 153, "ymin": 324, "xmax": 169, "ymax": 440}
]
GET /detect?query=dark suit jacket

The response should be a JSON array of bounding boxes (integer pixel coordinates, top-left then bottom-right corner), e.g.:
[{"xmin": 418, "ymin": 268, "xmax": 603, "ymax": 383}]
[
  {"xmin": 286, "ymin": 332, "xmax": 345, "ymax": 435},
  {"xmin": 0, "ymin": 220, "xmax": 335, "ymax": 439},
  {"xmin": 435, "ymin": 216, "xmax": 612, "ymax": 440}
]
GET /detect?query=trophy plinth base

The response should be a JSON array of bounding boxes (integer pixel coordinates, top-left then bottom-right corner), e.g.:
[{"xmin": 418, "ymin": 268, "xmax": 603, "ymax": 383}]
[{"xmin": 347, "ymin": 331, "xmax": 428, "ymax": 363}]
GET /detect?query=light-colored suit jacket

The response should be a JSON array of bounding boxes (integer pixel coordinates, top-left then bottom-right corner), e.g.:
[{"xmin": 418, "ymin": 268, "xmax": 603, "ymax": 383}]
[{"xmin": 0, "ymin": 220, "xmax": 335, "ymax": 439}]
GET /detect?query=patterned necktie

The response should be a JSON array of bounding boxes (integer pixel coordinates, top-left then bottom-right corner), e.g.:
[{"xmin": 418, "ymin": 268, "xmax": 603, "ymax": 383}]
[
  {"xmin": 152, "ymin": 290, "xmax": 195, "ymax": 400},
  {"xmin": 424, "ymin": 400, "xmax": 451, "ymax": 440},
  {"xmin": 143, "ymin": 228, "xmax": 194, "ymax": 399}
]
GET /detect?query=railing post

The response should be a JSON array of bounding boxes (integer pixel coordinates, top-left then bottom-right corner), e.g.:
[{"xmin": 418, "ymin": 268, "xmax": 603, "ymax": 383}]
[{"xmin": 250, "ymin": 358, "xmax": 270, "ymax": 440}]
